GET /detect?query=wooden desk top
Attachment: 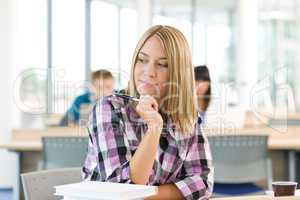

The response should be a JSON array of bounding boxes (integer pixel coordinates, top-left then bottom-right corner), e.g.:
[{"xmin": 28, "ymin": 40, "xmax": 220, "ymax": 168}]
[
  {"xmin": 0, "ymin": 142, "xmax": 42, "ymax": 151},
  {"xmin": 204, "ymin": 125, "xmax": 300, "ymax": 150},
  {"xmin": 270, "ymin": 113, "xmax": 300, "ymax": 120},
  {"xmin": 1, "ymin": 125, "xmax": 300, "ymax": 152},
  {"xmin": 0, "ymin": 127, "xmax": 88, "ymax": 152}
]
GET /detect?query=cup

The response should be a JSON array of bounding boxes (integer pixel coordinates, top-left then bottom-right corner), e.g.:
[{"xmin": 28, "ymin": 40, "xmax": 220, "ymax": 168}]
[{"xmin": 272, "ymin": 181, "xmax": 298, "ymax": 197}]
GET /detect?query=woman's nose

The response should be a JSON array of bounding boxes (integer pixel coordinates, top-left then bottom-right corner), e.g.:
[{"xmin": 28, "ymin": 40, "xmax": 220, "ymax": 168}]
[{"xmin": 144, "ymin": 62, "xmax": 156, "ymax": 78}]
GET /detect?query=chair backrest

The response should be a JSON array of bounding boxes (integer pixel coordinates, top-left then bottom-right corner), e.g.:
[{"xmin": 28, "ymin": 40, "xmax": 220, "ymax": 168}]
[
  {"xmin": 208, "ymin": 135, "xmax": 272, "ymax": 185},
  {"xmin": 21, "ymin": 167, "xmax": 82, "ymax": 200},
  {"xmin": 42, "ymin": 137, "xmax": 88, "ymax": 170}
]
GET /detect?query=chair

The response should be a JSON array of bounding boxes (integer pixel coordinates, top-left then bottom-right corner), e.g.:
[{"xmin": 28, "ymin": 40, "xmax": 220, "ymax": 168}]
[
  {"xmin": 208, "ymin": 135, "xmax": 272, "ymax": 196},
  {"xmin": 42, "ymin": 137, "xmax": 88, "ymax": 170},
  {"xmin": 21, "ymin": 167, "xmax": 82, "ymax": 200}
]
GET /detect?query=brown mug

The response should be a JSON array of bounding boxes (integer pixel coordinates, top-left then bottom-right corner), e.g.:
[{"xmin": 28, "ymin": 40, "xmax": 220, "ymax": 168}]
[{"xmin": 272, "ymin": 181, "xmax": 298, "ymax": 197}]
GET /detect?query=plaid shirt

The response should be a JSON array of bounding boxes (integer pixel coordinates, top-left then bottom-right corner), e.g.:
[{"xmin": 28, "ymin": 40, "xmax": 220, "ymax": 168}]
[{"xmin": 82, "ymin": 95, "xmax": 214, "ymax": 200}]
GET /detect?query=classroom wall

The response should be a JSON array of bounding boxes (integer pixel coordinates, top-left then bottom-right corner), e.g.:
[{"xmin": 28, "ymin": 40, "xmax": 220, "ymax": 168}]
[{"xmin": 0, "ymin": 0, "xmax": 19, "ymax": 188}]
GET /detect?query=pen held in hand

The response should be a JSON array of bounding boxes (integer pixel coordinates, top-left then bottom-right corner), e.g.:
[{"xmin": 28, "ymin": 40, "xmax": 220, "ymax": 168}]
[
  {"xmin": 114, "ymin": 93, "xmax": 159, "ymax": 111},
  {"xmin": 114, "ymin": 93, "xmax": 140, "ymax": 102}
]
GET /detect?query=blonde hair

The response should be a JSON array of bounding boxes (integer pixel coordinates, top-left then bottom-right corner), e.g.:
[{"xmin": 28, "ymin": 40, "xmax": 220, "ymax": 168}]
[
  {"xmin": 91, "ymin": 69, "xmax": 114, "ymax": 81},
  {"xmin": 128, "ymin": 25, "xmax": 198, "ymax": 135}
]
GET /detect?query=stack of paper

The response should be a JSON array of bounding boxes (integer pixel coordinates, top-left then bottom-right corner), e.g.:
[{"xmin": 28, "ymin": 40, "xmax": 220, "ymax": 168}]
[{"xmin": 54, "ymin": 181, "xmax": 157, "ymax": 200}]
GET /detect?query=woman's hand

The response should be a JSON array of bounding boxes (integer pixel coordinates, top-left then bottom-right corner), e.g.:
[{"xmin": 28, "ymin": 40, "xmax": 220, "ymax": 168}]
[
  {"xmin": 130, "ymin": 95, "xmax": 163, "ymax": 184},
  {"xmin": 136, "ymin": 95, "xmax": 163, "ymax": 132}
]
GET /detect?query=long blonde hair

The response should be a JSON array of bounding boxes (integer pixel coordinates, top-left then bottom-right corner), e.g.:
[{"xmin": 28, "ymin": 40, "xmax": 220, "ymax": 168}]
[{"xmin": 128, "ymin": 25, "xmax": 198, "ymax": 135}]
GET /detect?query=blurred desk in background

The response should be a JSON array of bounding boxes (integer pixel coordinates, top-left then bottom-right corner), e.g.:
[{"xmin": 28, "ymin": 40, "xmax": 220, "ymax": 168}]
[
  {"xmin": 0, "ymin": 127, "xmax": 88, "ymax": 200},
  {"xmin": 1, "ymin": 125, "xmax": 300, "ymax": 200},
  {"xmin": 242, "ymin": 110, "xmax": 300, "ymax": 128},
  {"xmin": 1, "ymin": 127, "xmax": 88, "ymax": 151}
]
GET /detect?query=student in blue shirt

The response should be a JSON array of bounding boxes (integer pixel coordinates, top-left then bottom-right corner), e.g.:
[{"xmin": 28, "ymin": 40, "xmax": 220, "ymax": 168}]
[
  {"xmin": 60, "ymin": 69, "xmax": 115, "ymax": 126},
  {"xmin": 194, "ymin": 65, "xmax": 211, "ymax": 123}
]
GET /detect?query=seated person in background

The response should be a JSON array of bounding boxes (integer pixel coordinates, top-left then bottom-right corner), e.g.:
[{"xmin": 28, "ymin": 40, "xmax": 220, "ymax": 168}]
[
  {"xmin": 194, "ymin": 65, "xmax": 211, "ymax": 123},
  {"xmin": 60, "ymin": 69, "xmax": 115, "ymax": 126}
]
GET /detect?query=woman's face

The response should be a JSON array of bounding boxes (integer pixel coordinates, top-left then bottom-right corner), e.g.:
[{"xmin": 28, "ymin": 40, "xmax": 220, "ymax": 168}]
[
  {"xmin": 195, "ymin": 80, "xmax": 209, "ymax": 96},
  {"xmin": 134, "ymin": 36, "xmax": 169, "ymax": 102},
  {"xmin": 91, "ymin": 78, "xmax": 115, "ymax": 99}
]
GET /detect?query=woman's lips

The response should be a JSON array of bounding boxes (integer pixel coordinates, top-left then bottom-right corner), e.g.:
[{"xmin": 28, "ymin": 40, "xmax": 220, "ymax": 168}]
[
  {"xmin": 138, "ymin": 80, "xmax": 157, "ymax": 87},
  {"xmin": 137, "ymin": 80, "xmax": 161, "ymax": 96}
]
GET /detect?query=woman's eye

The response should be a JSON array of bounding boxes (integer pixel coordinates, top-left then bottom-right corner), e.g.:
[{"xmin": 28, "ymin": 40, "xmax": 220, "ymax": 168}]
[
  {"xmin": 137, "ymin": 58, "xmax": 147, "ymax": 64},
  {"xmin": 158, "ymin": 63, "xmax": 168, "ymax": 68}
]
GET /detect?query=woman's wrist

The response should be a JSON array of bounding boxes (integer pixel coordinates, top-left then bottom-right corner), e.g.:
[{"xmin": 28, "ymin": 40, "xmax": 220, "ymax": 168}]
[{"xmin": 147, "ymin": 123, "xmax": 163, "ymax": 134}]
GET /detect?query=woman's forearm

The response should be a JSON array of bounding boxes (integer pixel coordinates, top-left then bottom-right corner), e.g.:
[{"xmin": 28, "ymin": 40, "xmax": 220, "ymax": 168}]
[
  {"xmin": 145, "ymin": 184, "xmax": 184, "ymax": 200},
  {"xmin": 130, "ymin": 127, "xmax": 161, "ymax": 184}
]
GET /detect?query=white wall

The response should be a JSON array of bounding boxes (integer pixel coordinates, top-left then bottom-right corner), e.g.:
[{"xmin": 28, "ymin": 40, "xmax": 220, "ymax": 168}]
[{"xmin": 0, "ymin": 0, "xmax": 19, "ymax": 188}]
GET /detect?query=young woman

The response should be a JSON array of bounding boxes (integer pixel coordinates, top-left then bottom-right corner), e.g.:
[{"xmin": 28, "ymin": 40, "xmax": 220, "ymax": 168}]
[
  {"xmin": 82, "ymin": 25, "xmax": 214, "ymax": 200},
  {"xmin": 194, "ymin": 65, "xmax": 211, "ymax": 123}
]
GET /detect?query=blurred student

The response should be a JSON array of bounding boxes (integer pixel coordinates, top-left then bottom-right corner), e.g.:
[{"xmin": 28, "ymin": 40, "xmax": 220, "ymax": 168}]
[
  {"xmin": 59, "ymin": 69, "xmax": 115, "ymax": 126},
  {"xmin": 194, "ymin": 65, "xmax": 211, "ymax": 123}
]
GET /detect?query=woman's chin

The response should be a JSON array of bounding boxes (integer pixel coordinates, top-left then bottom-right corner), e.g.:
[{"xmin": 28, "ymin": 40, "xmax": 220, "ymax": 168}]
[{"xmin": 138, "ymin": 89, "xmax": 159, "ymax": 97}]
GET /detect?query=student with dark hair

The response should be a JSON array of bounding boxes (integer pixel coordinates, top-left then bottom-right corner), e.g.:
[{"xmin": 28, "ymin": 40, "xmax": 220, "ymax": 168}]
[
  {"xmin": 194, "ymin": 65, "xmax": 211, "ymax": 123},
  {"xmin": 59, "ymin": 69, "xmax": 115, "ymax": 126}
]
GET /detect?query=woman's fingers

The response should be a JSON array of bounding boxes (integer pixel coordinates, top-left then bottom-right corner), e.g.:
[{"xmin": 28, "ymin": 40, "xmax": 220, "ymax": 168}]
[
  {"xmin": 140, "ymin": 95, "xmax": 158, "ymax": 112},
  {"xmin": 136, "ymin": 95, "xmax": 163, "ymax": 131}
]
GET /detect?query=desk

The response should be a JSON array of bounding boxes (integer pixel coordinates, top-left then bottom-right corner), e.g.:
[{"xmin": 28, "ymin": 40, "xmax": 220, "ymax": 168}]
[
  {"xmin": 1, "ymin": 126, "xmax": 300, "ymax": 200},
  {"xmin": 0, "ymin": 127, "xmax": 88, "ymax": 200},
  {"xmin": 0, "ymin": 127, "xmax": 88, "ymax": 151},
  {"xmin": 3, "ymin": 126, "xmax": 300, "ymax": 151}
]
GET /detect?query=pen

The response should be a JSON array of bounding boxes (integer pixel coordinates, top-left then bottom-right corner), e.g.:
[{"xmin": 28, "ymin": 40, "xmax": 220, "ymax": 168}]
[{"xmin": 114, "ymin": 93, "xmax": 140, "ymax": 102}]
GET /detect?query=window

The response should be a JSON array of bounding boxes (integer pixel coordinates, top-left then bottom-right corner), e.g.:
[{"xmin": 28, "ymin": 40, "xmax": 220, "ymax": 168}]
[
  {"xmin": 192, "ymin": 22, "xmax": 206, "ymax": 66},
  {"xmin": 152, "ymin": 0, "xmax": 235, "ymax": 83},
  {"xmin": 91, "ymin": 1, "xmax": 118, "ymax": 72},
  {"xmin": 258, "ymin": 0, "xmax": 298, "ymax": 109},
  {"xmin": 91, "ymin": 0, "xmax": 137, "ymax": 89},
  {"xmin": 13, "ymin": 0, "xmax": 47, "ymax": 115},
  {"xmin": 51, "ymin": 0, "xmax": 85, "ymax": 113},
  {"xmin": 120, "ymin": 7, "xmax": 137, "ymax": 88}
]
